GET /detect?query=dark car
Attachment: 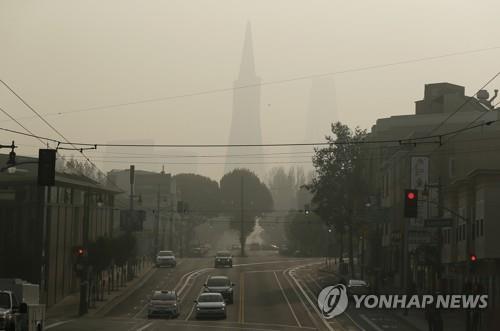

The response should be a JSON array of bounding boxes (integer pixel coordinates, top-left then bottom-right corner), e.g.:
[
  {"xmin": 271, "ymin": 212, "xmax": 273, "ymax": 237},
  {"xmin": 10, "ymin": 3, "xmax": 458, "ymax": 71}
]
[
  {"xmin": 147, "ymin": 290, "xmax": 180, "ymax": 318},
  {"xmin": 214, "ymin": 251, "xmax": 233, "ymax": 268},
  {"xmin": 204, "ymin": 276, "xmax": 234, "ymax": 304}
]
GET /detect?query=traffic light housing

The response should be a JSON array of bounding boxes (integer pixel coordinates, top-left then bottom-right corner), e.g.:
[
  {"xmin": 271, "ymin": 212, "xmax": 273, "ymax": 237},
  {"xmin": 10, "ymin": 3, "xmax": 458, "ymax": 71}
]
[
  {"xmin": 38, "ymin": 149, "xmax": 56, "ymax": 186},
  {"xmin": 469, "ymin": 254, "xmax": 478, "ymax": 273},
  {"xmin": 73, "ymin": 246, "xmax": 88, "ymax": 277},
  {"xmin": 404, "ymin": 189, "xmax": 418, "ymax": 218},
  {"xmin": 304, "ymin": 204, "xmax": 311, "ymax": 216}
]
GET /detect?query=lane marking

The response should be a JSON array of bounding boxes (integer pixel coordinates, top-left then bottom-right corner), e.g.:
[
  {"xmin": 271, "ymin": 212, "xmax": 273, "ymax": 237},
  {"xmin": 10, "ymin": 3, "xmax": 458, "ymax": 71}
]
[
  {"xmin": 282, "ymin": 266, "xmax": 319, "ymax": 330},
  {"xmin": 287, "ymin": 263, "xmax": 335, "ymax": 331},
  {"xmin": 273, "ymin": 271, "xmax": 301, "ymax": 327},
  {"xmin": 306, "ymin": 274, "xmax": 323, "ymax": 291},
  {"xmin": 135, "ymin": 321, "xmax": 153, "ymax": 331},
  {"xmin": 133, "ymin": 267, "xmax": 209, "ymax": 319},
  {"xmin": 243, "ymin": 269, "xmax": 283, "ymax": 274},
  {"xmin": 239, "ymin": 271, "xmax": 245, "ymax": 323},
  {"xmin": 359, "ymin": 314, "xmax": 381, "ymax": 331},
  {"xmin": 162, "ymin": 322, "xmax": 280, "ymax": 331},
  {"xmin": 185, "ymin": 275, "xmax": 211, "ymax": 321},
  {"xmin": 45, "ymin": 320, "xmax": 74, "ymax": 330}
]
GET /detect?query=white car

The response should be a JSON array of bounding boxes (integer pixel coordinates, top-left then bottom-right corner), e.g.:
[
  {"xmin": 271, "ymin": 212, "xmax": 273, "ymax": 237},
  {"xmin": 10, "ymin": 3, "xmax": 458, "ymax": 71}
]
[
  {"xmin": 194, "ymin": 293, "xmax": 227, "ymax": 319},
  {"xmin": 156, "ymin": 251, "xmax": 176, "ymax": 267},
  {"xmin": 347, "ymin": 279, "xmax": 370, "ymax": 296}
]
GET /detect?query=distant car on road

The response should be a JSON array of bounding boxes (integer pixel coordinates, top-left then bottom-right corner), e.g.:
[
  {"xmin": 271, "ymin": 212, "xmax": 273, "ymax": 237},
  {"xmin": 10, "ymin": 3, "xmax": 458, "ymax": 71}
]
[
  {"xmin": 204, "ymin": 276, "xmax": 234, "ymax": 303},
  {"xmin": 155, "ymin": 250, "xmax": 176, "ymax": 267},
  {"xmin": 214, "ymin": 251, "xmax": 233, "ymax": 268},
  {"xmin": 194, "ymin": 293, "xmax": 227, "ymax": 319},
  {"xmin": 248, "ymin": 243, "xmax": 261, "ymax": 250},
  {"xmin": 231, "ymin": 244, "xmax": 241, "ymax": 251},
  {"xmin": 147, "ymin": 290, "xmax": 180, "ymax": 318},
  {"xmin": 347, "ymin": 279, "xmax": 370, "ymax": 296}
]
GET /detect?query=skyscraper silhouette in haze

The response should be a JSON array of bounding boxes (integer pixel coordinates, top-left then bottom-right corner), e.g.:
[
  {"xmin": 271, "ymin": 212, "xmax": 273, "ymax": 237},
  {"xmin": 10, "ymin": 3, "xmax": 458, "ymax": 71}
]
[{"xmin": 225, "ymin": 23, "xmax": 265, "ymax": 179}]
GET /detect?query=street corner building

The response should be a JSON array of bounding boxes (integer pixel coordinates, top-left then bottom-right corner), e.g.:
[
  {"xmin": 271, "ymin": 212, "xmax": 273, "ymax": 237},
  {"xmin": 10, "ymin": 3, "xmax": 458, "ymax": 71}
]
[{"xmin": 0, "ymin": 153, "xmax": 121, "ymax": 307}]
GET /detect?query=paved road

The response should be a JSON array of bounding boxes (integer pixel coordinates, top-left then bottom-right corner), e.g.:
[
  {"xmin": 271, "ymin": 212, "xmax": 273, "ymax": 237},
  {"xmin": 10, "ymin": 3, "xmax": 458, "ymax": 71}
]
[{"xmin": 46, "ymin": 251, "xmax": 421, "ymax": 331}]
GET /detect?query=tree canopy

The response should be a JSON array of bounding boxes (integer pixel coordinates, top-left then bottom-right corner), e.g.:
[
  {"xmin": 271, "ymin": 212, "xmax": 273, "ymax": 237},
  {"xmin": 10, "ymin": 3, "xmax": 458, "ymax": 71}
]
[
  {"xmin": 220, "ymin": 169, "xmax": 273, "ymax": 253},
  {"xmin": 174, "ymin": 173, "xmax": 221, "ymax": 217}
]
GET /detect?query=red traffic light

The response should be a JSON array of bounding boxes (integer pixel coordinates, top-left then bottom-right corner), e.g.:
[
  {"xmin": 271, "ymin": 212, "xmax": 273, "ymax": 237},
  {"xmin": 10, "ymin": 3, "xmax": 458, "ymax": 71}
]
[
  {"xmin": 470, "ymin": 254, "xmax": 477, "ymax": 262},
  {"xmin": 407, "ymin": 192, "xmax": 416, "ymax": 200},
  {"xmin": 76, "ymin": 247, "xmax": 85, "ymax": 256}
]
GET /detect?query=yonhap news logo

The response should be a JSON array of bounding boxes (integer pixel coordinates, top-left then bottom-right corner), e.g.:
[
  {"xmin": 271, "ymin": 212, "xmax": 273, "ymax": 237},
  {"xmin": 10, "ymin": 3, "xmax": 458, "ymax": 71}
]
[
  {"xmin": 317, "ymin": 284, "xmax": 349, "ymax": 319},
  {"xmin": 317, "ymin": 284, "xmax": 488, "ymax": 319}
]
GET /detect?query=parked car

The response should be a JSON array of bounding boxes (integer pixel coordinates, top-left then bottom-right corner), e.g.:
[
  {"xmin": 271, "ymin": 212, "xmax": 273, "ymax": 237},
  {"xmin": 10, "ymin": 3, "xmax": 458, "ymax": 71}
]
[
  {"xmin": 147, "ymin": 290, "xmax": 180, "ymax": 318},
  {"xmin": 204, "ymin": 276, "xmax": 234, "ymax": 303},
  {"xmin": 214, "ymin": 251, "xmax": 233, "ymax": 268},
  {"xmin": 155, "ymin": 250, "xmax": 176, "ymax": 267},
  {"xmin": 194, "ymin": 293, "xmax": 226, "ymax": 319}
]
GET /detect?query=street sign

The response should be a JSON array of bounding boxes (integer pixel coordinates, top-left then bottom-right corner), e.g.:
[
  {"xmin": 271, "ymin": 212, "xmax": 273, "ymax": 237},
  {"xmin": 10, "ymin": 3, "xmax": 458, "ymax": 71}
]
[{"xmin": 424, "ymin": 218, "xmax": 452, "ymax": 227}]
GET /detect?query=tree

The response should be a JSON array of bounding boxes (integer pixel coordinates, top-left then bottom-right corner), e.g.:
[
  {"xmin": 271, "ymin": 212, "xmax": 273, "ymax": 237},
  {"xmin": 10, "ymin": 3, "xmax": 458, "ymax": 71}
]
[
  {"xmin": 174, "ymin": 173, "xmax": 221, "ymax": 217},
  {"xmin": 220, "ymin": 169, "xmax": 273, "ymax": 256},
  {"xmin": 309, "ymin": 122, "xmax": 368, "ymax": 278},
  {"xmin": 285, "ymin": 212, "xmax": 328, "ymax": 257}
]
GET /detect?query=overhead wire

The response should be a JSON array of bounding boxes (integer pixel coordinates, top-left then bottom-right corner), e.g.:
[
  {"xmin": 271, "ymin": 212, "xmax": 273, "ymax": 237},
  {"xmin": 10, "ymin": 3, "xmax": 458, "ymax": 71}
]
[{"xmin": 1, "ymin": 45, "xmax": 498, "ymax": 121}]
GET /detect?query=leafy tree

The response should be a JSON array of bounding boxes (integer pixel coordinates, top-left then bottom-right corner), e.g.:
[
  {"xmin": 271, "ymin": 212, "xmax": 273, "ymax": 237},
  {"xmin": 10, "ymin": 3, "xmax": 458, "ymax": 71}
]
[
  {"xmin": 309, "ymin": 122, "xmax": 367, "ymax": 277},
  {"xmin": 285, "ymin": 212, "xmax": 329, "ymax": 256},
  {"xmin": 174, "ymin": 173, "xmax": 221, "ymax": 217},
  {"xmin": 220, "ymin": 169, "xmax": 273, "ymax": 256}
]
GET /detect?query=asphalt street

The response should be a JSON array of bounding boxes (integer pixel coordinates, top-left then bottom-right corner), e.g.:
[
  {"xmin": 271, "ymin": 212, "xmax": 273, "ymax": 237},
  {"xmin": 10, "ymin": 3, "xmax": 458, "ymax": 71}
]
[{"xmin": 46, "ymin": 251, "xmax": 421, "ymax": 331}]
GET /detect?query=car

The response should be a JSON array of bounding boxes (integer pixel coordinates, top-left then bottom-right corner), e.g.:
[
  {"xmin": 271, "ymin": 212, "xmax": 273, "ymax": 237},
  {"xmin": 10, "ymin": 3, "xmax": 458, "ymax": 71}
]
[
  {"xmin": 190, "ymin": 247, "xmax": 203, "ymax": 257},
  {"xmin": 347, "ymin": 279, "xmax": 370, "ymax": 296},
  {"xmin": 147, "ymin": 290, "xmax": 180, "ymax": 318},
  {"xmin": 194, "ymin": 293, "xmax": 226, "ymax": 319},
  {"xmin": 214, "ymin": 251, "xmax": 233, "ymax": 268},
  {"xmin": 156, "ymin": 250, "xmax": 176, "ymax": 267},
  {"xmin": 204, "ymin": 276, "xmax": 234, "ymax": 304},
  {"xmin": 231, "ymin": 244, "xmax": 241, "ymax": 251}
]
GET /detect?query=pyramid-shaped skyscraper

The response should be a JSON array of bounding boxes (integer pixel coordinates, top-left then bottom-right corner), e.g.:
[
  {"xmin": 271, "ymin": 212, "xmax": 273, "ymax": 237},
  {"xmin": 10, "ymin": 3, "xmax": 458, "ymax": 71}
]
[{"xmin": 225, "ymin": 23, "xmax": 265, "ymax": 179}]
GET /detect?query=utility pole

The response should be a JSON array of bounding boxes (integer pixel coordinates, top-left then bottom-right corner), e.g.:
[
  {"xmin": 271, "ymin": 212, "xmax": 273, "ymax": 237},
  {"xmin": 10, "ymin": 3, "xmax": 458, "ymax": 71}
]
[
  {"xmin": 129, "ymin": 165, "xmax": 135, "ymax": 211},
  {"xmin": 240, "ymin": 176, "xmax": 245, "ymax": 257},
  {"xmin": 154, "ymin": 184, "xmax": 160, "ymax": 254}
]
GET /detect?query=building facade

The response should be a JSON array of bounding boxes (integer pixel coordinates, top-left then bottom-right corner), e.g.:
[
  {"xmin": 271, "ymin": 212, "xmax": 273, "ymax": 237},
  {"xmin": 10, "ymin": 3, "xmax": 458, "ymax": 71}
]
[{"xmin": 0, "ymin": 154, "xmax": 119, "ymax": 307}]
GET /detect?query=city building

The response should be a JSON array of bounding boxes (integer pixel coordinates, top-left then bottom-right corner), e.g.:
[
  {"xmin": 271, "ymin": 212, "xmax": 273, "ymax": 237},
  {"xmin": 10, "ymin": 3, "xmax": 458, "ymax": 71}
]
[
  {"xmin": 363, "ymin": 83, "xmax": 500, "ymax": 304},
  {"xmin": 0, "ymin": 153, "xmax": 120, "ymax": 307},
  {"xmin": 107, "ymin": 168, "xmax": 177, "ymax": 256},
  {"xmin": 226, "ymin": 22, "xmax": 265, "ymax": 179}
]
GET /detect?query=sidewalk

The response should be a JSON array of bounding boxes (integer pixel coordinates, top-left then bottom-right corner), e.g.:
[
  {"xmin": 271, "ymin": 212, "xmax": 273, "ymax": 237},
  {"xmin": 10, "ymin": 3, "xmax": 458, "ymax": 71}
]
[{"xmin": 46, "ymin": 261, "xmax": 155, "ymax": 325}]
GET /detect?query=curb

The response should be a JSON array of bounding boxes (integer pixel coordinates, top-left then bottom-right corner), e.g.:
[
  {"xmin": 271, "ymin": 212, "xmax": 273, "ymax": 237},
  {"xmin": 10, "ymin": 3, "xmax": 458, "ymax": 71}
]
[{"xmin": 90, "ymin": 264, "xmax": 156, "ymax": 317}]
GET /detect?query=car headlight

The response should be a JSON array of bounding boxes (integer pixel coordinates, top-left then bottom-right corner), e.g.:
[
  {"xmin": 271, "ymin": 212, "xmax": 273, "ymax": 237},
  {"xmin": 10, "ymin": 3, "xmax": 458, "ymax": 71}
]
[{"xmin": 196, "ymin": 307, "xmax": 200, "ymax": 311}]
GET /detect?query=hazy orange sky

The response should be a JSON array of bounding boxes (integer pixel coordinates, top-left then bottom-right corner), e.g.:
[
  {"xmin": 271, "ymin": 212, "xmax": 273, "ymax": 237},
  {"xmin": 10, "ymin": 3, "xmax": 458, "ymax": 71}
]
[{"xmin": 1, "ymin": 0, "xmax": 499, "ymax": 180}]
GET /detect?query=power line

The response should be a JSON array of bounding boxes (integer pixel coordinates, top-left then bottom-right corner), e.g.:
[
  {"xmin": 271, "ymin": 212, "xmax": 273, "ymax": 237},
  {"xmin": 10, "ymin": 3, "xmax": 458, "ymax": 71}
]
[
  {"xmin": 0, "ymin": 79, "xmax": 121, "ymax": 191},
  {"xmin": 0, "ymin": 121, "xmax": 494, "ymax": 149},
  {"xmin": 2, "ymin": 46, "xmax": 499, "ymax": 120},
  {"xmin": 427, "ymin": 71, "xmax": 500, "ymax": 135}
]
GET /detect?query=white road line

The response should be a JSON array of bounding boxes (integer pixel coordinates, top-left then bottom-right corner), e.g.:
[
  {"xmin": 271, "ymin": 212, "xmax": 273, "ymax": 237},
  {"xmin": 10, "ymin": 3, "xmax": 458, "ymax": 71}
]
[
  {"xmin": 287, "ymin": 263, "xmax": 335, "ymax": 331},
  {"xmin": 359, "ymin": 314, "xmax": 381, "ymax": 331},
  {"xmin": 165, "ymin": 322, "xmax": 280, "ymax": 331},
  {"xmin": 306, "ymin": 274, "xmax": 323, "ymax": 291},
  {"xmin": 282, "ymin": 266, "xmax": 319, "ymax": 330},
  {"xmin": 233, "ymin": 259, "xmax": 312, "ymax": 267},
  {"xmin": 243, "ymin": 269, "xmax": 284, "ymax": 274},
  {"xmin": 45, "ymin": 320, "xmax": 74, "ymax": 330},
  {"xmin": 133, "ymin": 268, "xmax": 208, "ymax": 319},
  {"xmin": 273, "ymin": 271, "xmax": 302, "ymax": 328},
  {"xmin": 135, "ymin": 321, "xmax": 153, "ymax": 331},
  {"xmin": 185, "ymin": 275, "xmax": 210, "ymax": 321}
]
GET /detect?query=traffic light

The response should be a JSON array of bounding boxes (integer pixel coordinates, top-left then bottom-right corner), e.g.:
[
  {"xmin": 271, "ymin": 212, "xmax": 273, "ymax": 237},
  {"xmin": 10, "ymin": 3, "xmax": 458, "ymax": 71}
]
[
  {"xmin": 73, "ymin": 246, "xmax": 87, "ymax": 276},
  {"xmin": 38, "ymin": 149, "xmax": 56, "ymax": 186},
  {"xmin": 469, "ymin": 254, "xmax": 478, "ymax": 273},
  {"xmin": 304, "ymin": 204, "xmax": 311, "ymax": 216},
  {"xmin": 404, "ymin": 189, "xmax": 418, "ymax": 218}
]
